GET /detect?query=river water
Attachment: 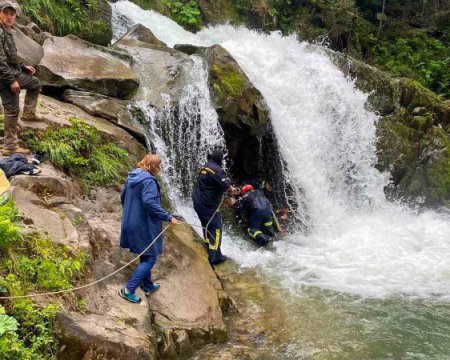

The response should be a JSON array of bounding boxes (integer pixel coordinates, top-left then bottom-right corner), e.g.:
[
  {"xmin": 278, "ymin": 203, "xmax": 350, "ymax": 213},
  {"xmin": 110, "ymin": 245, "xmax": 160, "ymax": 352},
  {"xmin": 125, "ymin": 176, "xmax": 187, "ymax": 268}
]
[{"xmin": 112, "ymin": 2, "xmax": 450, "ymax": 358}]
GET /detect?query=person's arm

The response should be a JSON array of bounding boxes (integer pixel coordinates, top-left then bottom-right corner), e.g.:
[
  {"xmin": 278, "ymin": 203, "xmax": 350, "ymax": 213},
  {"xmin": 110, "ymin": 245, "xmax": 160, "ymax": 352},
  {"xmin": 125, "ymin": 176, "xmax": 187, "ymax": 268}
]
[
  {"xmin": 120, "ymin": 181, "xmax": 127, "ymax": 206},
  {"xmin": 0, "ymin": 33, "xmax": 16, "ymax": 86},
  {"xmin": 141, "ymin": 179, "xmax": 173, "ymax": 222},
  {"xmin": 209, "ymin": 166, "xmax": 233, "ymax": 192}
]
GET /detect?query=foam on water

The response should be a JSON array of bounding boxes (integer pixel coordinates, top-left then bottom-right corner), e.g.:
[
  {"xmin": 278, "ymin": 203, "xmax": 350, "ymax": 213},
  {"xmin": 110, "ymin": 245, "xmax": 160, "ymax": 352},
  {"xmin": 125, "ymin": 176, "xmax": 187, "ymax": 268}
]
[{"xmin": 112, "ymin": 1, "xmax": 450, "ymax": 298}]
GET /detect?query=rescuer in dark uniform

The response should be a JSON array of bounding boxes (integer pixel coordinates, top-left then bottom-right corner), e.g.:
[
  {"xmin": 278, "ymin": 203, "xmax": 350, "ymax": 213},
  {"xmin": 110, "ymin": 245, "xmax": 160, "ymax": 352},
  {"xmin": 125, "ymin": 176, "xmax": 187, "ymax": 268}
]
[
  {"xmin": 192, "ymin": 149, "xmax": 237, "ymax": 265},
  {"xmin": 234, "ymin": 184, "xmax": 275, "ymax": 246}
]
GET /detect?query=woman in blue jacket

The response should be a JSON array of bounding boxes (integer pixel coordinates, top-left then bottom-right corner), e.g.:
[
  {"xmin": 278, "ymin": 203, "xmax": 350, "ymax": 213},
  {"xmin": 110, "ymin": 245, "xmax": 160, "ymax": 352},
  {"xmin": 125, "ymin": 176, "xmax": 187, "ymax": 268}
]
[{"xmin": 119, "ymin": 154, "xmax": 177, "ymax": 303}]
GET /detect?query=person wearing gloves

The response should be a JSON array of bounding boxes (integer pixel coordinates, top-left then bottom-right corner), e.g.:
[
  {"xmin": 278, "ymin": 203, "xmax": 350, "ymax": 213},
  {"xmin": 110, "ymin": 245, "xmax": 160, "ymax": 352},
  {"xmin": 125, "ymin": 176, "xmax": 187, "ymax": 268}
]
[{"xmin": 119, "ymin": 154, "xmax": 177, "ymax": 304}]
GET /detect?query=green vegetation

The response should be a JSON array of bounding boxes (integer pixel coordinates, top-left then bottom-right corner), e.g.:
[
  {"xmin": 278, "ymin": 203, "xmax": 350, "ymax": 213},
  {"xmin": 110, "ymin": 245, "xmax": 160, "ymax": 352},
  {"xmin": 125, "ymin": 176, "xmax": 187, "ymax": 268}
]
[
  {"xmin": 374, "ymin": 33, "xmax": 449, "ymax": 97},
  {"xmin": 22, "ymin": 119, "xmax": 131, "ymax": 191},
  {"xmin": 131, "ymin": 0, "xmax": 203, "ymax": 31},
  {"xmin": 0, "ymin": 199, "xmax": 87, "ymax": 359},
  {"xmin": 20, "ymin": 0, "xmax": 109, "ymax": 44}
]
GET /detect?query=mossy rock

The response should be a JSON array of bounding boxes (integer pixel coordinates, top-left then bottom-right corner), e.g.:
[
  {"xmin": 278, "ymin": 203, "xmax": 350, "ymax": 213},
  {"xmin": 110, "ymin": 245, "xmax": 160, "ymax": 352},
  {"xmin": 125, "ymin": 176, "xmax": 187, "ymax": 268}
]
[
  {"xmin": 330, "ymin": 52, "xmax": 399, "ymax": 115},
  {"xmin": 424, "ymin": 127, "xmax": 450, "ymax": 203},
  {"xmin": 210, "ymin": 64, "xmax": 246, "ymax": 100}
]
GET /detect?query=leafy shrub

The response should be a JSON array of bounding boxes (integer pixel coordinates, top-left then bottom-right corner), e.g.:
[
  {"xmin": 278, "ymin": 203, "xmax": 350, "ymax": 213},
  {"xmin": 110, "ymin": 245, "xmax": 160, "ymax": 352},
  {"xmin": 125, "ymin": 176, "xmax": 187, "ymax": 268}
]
[
  {"xmin": 131, "ymin": 0, "xmax": 203, "ymax": 31},
  {"xmin": 164, "ymin": 0, "xmax": 202, "ymax": 31},
  {"xmin": 23, "ymin": 119, "xmax": 131, "ymax": 191},
  {"xmin": 0, "ymin": 199, "xmax": 22, "ymax": 251},
  {"xmin": 0, "ymin": 201, "xmax": 87, "ymax": 359},
  {"xmin": 374, "ymin": 32, "xmax": 450, "ymax": 97},
  {"xmin": 20, "ymin": 0, "xmax": 108, "ymax": 44}
]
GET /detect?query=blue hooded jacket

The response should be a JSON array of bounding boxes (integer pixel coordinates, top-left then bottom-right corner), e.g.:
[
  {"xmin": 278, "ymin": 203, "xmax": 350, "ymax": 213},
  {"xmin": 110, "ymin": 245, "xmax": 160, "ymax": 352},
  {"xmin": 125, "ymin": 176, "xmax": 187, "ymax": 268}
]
[{"xmin": 120, "ymin": 169, "xmax": 172, "ymax": 256}]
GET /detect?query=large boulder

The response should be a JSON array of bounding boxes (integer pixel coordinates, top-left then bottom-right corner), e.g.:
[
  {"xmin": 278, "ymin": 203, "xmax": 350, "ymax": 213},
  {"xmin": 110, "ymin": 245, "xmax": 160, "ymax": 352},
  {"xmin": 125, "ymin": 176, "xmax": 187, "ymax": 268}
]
[
  {"xmin": 37, "ymin": 35, "xmax": 140, "ymax": 99},
  {"xmin": 63, "ymin": 89, "xmax": 146, "ymax": 142},
  {"xmin": 112, "ymin": 25, "xmax": 193, "ymax": 108},
  {"xmin": 149, "ymin": 223, "xmax": 227, "ymax": 359},
  {"xmin": 12, "ymin": 24, "xmax": 43, "ymax": 66}
]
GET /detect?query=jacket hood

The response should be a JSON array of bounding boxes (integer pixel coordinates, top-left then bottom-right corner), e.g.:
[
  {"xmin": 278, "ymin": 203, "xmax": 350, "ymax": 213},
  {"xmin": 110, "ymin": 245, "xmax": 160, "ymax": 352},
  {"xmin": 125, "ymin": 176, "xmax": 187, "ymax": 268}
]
[
  {"xmin": 128, "ymin": 168, "xmax": 154, "ymax": 187},
  {"xmin": 207, "ymin": 149, "xmax": 223, "ymax": 165}
]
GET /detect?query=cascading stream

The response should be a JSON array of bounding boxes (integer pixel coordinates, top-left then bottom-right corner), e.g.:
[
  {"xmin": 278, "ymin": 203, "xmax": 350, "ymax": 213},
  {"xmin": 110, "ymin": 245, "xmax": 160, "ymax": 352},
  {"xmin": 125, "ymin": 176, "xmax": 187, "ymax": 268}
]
[{"xmin": 112, "ymin": 0, "xmax": 450, "ymax": 299}]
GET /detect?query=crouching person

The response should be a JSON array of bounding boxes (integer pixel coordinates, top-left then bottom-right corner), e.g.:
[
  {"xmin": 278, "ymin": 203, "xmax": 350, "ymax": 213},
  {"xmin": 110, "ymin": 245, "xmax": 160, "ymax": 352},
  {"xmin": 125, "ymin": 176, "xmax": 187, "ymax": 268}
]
[
  {"xmin": 233, "ymin": 184, "xmax": 275, "ymax": 246},
  {"xmin": 119, "ymin": 154, "xmax": 177, "ymax": 304}
]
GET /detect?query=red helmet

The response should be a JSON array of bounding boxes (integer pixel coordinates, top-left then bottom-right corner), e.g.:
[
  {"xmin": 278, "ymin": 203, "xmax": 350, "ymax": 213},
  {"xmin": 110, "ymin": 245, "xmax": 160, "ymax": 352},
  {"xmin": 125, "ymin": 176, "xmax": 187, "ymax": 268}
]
[{"xmin": 241, "ymin": 184, "xmax": 254, "ymax": 194}]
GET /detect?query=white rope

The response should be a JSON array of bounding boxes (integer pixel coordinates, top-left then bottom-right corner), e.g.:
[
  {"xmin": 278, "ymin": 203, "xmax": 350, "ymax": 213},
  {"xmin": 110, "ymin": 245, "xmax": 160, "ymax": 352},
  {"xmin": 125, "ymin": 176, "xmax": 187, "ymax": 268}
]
[{"xmin": 0, "ymin": 200, "xmax": 226, "ymax": 300}]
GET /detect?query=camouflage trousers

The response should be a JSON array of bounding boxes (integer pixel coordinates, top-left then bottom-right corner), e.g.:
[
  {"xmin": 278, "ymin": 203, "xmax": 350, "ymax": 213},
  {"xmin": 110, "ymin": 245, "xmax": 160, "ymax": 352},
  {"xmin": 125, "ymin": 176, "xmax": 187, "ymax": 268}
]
[{"xmin": 1, "ymin": 73, "xmax": 40, "ymax": 150}]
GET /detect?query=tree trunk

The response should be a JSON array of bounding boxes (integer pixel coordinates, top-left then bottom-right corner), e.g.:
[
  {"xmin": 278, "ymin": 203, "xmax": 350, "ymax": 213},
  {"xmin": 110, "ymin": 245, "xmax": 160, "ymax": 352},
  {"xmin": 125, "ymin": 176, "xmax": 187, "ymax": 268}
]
[{"xmin": 376, "ymin": 0, "xmax": 386, "ymax": 42}]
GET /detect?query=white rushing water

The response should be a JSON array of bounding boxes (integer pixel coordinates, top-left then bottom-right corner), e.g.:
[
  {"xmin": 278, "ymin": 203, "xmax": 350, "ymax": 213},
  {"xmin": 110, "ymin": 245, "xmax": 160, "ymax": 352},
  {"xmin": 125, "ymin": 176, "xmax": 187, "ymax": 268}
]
[{"xmin": 112, "ymin": 1, "xmax": 450, "ymax": 299}]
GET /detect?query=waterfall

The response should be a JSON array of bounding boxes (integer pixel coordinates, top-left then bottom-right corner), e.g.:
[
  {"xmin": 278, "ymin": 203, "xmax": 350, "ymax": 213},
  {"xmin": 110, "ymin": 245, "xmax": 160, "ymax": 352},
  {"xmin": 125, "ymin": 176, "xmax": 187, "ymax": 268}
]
[
  {"xmin": 111, "ymin": 1, "xmax": 450, "ymax": 299},
  {"xmin": 131, "ymin": 56, "xmax": 226, "ymax": 204}
]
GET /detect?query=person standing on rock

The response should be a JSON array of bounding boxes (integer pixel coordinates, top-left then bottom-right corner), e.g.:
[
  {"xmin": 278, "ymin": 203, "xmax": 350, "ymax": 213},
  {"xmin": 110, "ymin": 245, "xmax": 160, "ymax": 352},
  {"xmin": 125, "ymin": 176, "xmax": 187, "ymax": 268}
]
[
  {"xmin": 192, "ymin": 149, "xmax": 237, "ymax": 266},
  {"xmin": 119, "ymin": 154, "xmax": 177, "ymax": 304},
  {"xmin": 0, "ymin": 1, "xmax": 41, "ymax": 156}
]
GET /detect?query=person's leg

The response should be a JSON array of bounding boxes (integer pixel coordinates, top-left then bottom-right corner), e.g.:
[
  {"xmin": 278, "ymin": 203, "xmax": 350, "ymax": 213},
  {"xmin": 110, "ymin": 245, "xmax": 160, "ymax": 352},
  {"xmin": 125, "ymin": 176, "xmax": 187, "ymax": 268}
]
[
  {"xmin": 141, "ymin": 254, "xmax": 159, "ymax": 290},
  {"xmin": 262, "ymin": 210, "xmax": 276, "ymax": 237},
  {"xmin": 247, "ymin": 210, "xmax": 269, "ymax": 246},
  {"xmin": 125, "ymin": 254, "xmax": 155, "ymax": 293},
  {"xmin": 1, "ymin": 87, "xmax": 20, "ymax": 151},
  {"xmin": 17, "ymin": 73, "xmax": 40, "ymax": 118},
  {"xmin": 206, "ymin": 213, "xmax": 225, "ymax": 264}
]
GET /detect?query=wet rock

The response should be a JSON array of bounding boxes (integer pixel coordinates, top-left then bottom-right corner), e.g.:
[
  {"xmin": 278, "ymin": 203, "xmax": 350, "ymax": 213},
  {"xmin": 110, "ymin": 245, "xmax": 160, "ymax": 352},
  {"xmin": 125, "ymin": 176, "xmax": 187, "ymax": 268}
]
[
  {"xmin": 37, "ymin": 35, "xmax": 139, "ymax": 99},
  {"xmin": 63, "ymin": 89, "xmax": 146, "ymax": 142},
  {"xmin": 115, "ymin": 23, "xmax": 167, "ymax": 47},
  {"xmin": 113, "ymin": 25, "xmax": 193, "ymax": 108}
]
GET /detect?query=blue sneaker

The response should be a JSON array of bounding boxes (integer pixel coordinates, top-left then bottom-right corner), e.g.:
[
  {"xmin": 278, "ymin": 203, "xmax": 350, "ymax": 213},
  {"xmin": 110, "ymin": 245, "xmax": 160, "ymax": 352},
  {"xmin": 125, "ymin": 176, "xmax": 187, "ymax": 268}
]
[
  {"xmin": 118, "ymin": 287, "xmax": 141, "ymax": 303},
  {"xmin": 141, "ymin": 283, "xmax": 160, "ymax": 295}
]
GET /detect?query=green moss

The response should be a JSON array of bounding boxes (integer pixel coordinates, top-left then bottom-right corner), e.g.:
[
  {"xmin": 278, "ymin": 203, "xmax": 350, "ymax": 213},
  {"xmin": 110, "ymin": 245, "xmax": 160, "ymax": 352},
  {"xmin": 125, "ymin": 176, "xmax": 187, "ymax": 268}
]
[
  {"xmin": 211, "ymin": 64, "xmax": 245, "ymax": 98},
  {"xmin": 22, "ymin": 119, "xmax": 132, "ymax": 192},
  {"xmin": 426, "ymin": 127, "xmax": 450, "ymax": 201},
  {"xmin": 0, "ymin": 114, "xmax": 4, "ymax": 137},
  {"xmin": 376, "ymin": 117, "xmax": 418, "ymax": 175},
  {"xmin": 399, "ymin": 79, "xmax": 442, "ymax": 112}
]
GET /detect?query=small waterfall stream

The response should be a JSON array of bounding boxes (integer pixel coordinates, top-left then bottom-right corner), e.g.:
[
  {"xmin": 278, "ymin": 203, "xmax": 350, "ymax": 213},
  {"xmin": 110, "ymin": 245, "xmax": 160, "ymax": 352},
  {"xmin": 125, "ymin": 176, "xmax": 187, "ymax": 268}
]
[{"xmin": 111, "ymin": 2, "xmax": 450, "ymax": 358}]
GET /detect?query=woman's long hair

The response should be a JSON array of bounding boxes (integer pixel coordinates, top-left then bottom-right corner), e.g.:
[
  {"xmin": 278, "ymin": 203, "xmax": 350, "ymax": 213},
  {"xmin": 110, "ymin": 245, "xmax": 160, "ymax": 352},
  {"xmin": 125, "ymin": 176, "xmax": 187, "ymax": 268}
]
[{"xmin": 137, "ymin": 154, "xmax": 161, "ymax": 176}]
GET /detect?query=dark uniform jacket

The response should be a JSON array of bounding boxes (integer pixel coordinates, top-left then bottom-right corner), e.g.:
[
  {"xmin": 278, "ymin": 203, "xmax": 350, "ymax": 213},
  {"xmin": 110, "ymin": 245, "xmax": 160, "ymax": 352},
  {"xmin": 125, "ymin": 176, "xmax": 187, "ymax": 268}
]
[
  {"xmin": 0, "ymin": 24, "xmax": 24, "ymax": 86},
  {"xmin": 192, "ymin": 160, "xmax": 231, "ymax": 214},
  {"xmin": 236, "ymin": 189, "xmax": 272, "ymax": 214}
]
